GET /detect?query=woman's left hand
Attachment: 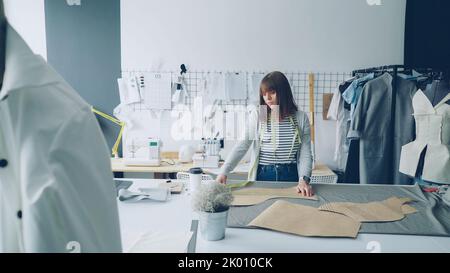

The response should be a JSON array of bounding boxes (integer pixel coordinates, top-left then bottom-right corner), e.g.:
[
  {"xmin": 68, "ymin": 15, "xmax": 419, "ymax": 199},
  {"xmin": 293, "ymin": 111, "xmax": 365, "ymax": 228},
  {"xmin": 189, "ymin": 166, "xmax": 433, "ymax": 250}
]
[{"xmin": 297, "ymin": 180, "xmax": 313, "ymax": 197}]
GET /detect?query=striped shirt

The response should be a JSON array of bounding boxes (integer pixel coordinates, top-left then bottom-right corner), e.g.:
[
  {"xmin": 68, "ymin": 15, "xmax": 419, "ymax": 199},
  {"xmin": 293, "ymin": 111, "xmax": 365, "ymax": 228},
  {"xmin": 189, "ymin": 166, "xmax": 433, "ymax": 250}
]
[{"xmin": 259, "ymin": 115, "xmax": 300, "ymax": 165}]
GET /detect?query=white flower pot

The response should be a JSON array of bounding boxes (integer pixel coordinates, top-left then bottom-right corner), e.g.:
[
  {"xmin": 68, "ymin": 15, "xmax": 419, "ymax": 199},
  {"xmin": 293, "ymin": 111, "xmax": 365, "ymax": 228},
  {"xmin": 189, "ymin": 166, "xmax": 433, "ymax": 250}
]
[{"xmin": 199, "ymin": 210, "xmax": 229, "ymax": 241}]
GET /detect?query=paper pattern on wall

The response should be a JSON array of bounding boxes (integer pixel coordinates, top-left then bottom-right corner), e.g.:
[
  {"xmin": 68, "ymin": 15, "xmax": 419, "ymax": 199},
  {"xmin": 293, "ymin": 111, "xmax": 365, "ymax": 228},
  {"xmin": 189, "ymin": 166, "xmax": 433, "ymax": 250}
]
[
  {"xmin": 248, "ymin": 73, "xmax": 264, "ymax": 105},
  {"xmin": 141, "ymin": 72, "xmax": 172, "ymax": 110},
  {"xmin": 203, "ymin": 73, "xmax": 227, "ymax": 101},
  {"xmin": 117, "ymin": 76, "xmax": 141, "ymax": 105},
  {"xmin": 225, "ymin": 72, "xmax": 247, "ymax": 100}
]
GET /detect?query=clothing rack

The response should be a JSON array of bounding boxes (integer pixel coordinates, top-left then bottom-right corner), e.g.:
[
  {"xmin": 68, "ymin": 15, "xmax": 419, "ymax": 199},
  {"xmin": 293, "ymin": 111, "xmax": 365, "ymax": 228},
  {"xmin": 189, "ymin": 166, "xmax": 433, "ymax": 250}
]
[
  {"xmin": 350, "ymin": 65, "xmax": 445, "ymax": 183},
  {"xmin": 352, "ymin": 65, "xmax": 446, "ymax": 121}
]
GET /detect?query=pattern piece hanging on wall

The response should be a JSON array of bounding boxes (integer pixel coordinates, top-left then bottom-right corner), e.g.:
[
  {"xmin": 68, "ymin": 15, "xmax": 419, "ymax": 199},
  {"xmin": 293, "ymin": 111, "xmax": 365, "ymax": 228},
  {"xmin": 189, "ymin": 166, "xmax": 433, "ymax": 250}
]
[
  {"xmin": 225, "ymin": 72, "xmax": 247, "ymax": 101},
  {"xmin": 117, "ymin": 70, "xmax": 352, "ymax": 158},
  {"xmin": 248, "ymin": 73, "xmax": 265, "ymax": 106},
  {"xmin": 117, "ymin": 76, "xmax": 142, "ymax": 105},
  {"xmin": 200, "ymin": 73, "xmax": 227, "ymax": 106},
  {"xmin": 120, "ymin": 71, "xmax": 351, "ymax": 114},
  {"xmin": 141, "ymin": 72, "xmax": 172, "ymax": 110}
]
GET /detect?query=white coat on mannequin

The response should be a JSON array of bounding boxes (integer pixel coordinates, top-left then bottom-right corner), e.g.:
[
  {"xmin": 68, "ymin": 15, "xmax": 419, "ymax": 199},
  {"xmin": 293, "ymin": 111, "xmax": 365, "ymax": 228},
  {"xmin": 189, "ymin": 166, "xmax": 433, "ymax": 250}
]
[{"xmin": 0, "ymin": 23, "xmax": 122, "ymax": 252}]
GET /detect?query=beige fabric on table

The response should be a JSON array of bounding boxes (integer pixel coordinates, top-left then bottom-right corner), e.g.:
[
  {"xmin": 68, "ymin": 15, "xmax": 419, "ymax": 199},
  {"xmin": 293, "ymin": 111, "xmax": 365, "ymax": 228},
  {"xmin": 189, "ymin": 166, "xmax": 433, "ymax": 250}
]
[
  {"xmin": 401, "ymin": 204, "xmax": 418, "ymax": 215},
  {"xmin": 318, "ymin": 197, "xmax": 417, "ymax": 222},
  {"xmin": 231, "ymin": 186, "xmax": 318, "ymax": 206},
  {"xmin": 248, "ymin": 200, "xmax": 361, "ymax": 238}
]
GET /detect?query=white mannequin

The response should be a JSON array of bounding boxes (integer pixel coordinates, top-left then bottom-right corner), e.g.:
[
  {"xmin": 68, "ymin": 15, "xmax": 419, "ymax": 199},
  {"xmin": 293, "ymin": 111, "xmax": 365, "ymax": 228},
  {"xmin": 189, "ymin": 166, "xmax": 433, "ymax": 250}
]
[
  {"xmin": 0, "ymin": 0, "xmax": 122, "ymax": 252},
  {"xmin": 0, "ymin": 1, "xmax": 6, "ymax": 85}
]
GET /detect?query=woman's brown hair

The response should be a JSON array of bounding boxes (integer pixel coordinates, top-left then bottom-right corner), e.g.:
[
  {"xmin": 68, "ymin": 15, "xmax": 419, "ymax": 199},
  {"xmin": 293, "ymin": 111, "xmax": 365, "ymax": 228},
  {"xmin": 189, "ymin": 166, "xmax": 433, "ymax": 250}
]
[{"xmin": 260, "ymin": 71, "xmax": 298, "ymax": 120}]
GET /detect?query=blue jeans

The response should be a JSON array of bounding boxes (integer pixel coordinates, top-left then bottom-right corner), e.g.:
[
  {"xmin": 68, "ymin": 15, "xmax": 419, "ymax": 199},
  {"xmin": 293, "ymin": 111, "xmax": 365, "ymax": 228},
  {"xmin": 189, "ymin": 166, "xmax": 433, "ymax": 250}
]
[{"xmin": 256, "ymin": 163, "xmax": 299, "ymax": 182}]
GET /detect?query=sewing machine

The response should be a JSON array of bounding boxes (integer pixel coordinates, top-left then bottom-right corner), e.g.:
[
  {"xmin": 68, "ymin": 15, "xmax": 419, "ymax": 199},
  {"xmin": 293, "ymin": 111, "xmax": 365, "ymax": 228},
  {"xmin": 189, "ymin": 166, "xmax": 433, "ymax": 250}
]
[
  {"xmin": 192, "ymin": 138, "xmax": 223, "ymax": 168},
  {"xmin": 124, "ymin": 138, "xmax": 161, "ymax": 166}
]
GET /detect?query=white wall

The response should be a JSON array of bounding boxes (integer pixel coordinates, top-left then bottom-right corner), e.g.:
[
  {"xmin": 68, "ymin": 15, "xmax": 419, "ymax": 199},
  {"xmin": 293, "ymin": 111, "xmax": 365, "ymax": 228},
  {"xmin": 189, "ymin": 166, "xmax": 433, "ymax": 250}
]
[
  {"xmin": 121, "ymin": 0, "xmax": 407, "ymax": 171},
  {"xmin": 4, "ymin": 0, "xmax": 47, "ymax": 59},
  {"xmin": 122, "ymin": 0, "xmax": 406, "ymax": 72}
]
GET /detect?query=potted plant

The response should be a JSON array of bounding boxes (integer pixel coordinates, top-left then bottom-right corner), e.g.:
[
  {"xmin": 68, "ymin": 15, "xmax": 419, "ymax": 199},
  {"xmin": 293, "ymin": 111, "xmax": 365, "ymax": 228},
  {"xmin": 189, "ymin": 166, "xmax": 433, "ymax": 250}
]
[{"xmin": 192, "ymin": 181, "xmax": 234, "ymax": 241}]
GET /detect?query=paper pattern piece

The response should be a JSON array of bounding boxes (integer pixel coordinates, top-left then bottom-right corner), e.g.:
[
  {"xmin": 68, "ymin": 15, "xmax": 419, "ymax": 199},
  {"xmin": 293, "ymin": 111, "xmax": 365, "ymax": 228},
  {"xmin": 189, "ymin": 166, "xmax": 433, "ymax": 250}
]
[
  {"xmin": 225, "ymin": 72, "xmax": 247, "ymax": 100},
  {"xmin": 248, "ymin": 73, "xmax": 265, "ymax": 105},
  {"xmin": 231, "ymin": 186, "xmax": 318, "ymax": 206},
  {"xmin": 141, "ymin": 72, "xmax": 172, "ymax": 110},
  {"xmin": 318, "ymin": 197, "xmax": 417, "ymax": 222},
  {"xmin": 171, "ymin": 75, "xmax": 188, "ymax": 104},
  {"xmin": 117, "ymin": 77, "xmax": 141, "ymax": 105},
  {"xmin": 248, "ymin": 200, "xmax": 361, "ymax": 238},
  {"xmin": 203, "ymin": 73, "xmax": 227, "ymax": 100}
]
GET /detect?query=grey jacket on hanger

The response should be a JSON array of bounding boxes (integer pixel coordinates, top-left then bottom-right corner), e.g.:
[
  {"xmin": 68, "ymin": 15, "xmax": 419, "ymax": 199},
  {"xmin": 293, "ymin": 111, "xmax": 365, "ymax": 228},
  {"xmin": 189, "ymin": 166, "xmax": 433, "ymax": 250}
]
[{"xmin": 348, "ymin": 73, "xmax": 394, "ymax": 184}]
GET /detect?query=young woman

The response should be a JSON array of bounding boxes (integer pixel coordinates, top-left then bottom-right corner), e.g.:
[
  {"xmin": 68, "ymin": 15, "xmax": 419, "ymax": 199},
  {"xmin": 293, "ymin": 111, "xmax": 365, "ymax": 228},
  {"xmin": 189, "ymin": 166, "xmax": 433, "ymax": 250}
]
[{"xmin": 216, "ymin": 71, "xmax": 314, "ymax": 196}]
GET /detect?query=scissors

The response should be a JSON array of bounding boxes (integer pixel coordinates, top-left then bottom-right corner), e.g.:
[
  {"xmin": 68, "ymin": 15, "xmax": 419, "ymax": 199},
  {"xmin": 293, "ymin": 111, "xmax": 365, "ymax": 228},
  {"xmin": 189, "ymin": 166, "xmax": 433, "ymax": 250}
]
[
  {"xmin": 422, "ymin": 185, "xmax": 449, "ymax": 194},
  {"xmin": 423, "ymin": 187, "xmax": 439, "ymax": 193}
]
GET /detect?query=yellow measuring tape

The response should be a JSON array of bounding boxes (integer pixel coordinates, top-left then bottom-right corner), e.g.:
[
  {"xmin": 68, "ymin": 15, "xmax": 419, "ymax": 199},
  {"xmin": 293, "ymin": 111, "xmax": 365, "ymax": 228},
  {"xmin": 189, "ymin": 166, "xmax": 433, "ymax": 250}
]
[
  {"xmin": 247, "ymin": 115, "xmax": 301, "ymax": 180},
  {"xmin": 226, "ymin": 180, "xmax": 254, "ymax": 189},
  {"xmin": 92, "ymin": 107, "xmax": 125, "ymax": 158}
]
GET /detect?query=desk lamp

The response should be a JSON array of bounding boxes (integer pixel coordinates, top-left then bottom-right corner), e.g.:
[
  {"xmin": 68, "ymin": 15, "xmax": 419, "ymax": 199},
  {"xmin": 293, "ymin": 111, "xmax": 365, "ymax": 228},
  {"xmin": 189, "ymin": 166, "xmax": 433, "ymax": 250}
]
[{"xmin": 92, "ymin": 107, "xmax": 125, "ymax": 158}]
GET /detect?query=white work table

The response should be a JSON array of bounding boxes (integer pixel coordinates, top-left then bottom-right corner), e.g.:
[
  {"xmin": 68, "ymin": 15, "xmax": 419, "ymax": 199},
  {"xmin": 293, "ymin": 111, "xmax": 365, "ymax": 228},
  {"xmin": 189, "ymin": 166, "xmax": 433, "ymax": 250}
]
[
  {"xmin": 195, "ymin": 227, "xmax": 450, "ymax": 253},
  {"xmin": 117, "ymin": 179, "xmax": 193, "ymax": 252},
  {"xmin": 117, "ymin": 178, "xmax": 450, "ymax": 253}
]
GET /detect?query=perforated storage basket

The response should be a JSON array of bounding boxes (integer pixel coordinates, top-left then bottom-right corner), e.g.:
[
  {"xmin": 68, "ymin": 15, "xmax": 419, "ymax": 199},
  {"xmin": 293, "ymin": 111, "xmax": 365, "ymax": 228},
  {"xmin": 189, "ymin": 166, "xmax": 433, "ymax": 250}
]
[
  {"xmin": 310, "ymin": 174, "xmax": 338, "ymax": 184},
  {"xmin": 176, "ymin": 172, "xmax": 214, "ymax": 182},
  {"xmin": 177, "ymin": 170, "xmax": 337, "ymax": 184}
]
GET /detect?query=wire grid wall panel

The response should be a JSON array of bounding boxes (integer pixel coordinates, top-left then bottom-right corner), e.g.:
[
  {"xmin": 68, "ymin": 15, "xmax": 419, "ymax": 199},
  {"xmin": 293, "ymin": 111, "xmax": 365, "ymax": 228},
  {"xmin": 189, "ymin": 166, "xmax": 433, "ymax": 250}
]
[
  {"xmin": 120, "ymin": 71, "xmax": 352, "ymax": 113},
  {"xmin": 297, "ymin": 72, "xmax": 352, "ymax": 113}
]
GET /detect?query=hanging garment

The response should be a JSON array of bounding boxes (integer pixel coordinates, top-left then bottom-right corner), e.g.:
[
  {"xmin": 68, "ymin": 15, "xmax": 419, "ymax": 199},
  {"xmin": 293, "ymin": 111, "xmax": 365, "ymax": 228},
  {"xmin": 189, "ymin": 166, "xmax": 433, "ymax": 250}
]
[
  {"xmin": 334, "ymin": 80, "xmax": 359, "ymax": 182},
  {"xmin": 342, "ymin": 73, "xmax": 375, "ymax": 119},
  {"xmin": 399, "ymin": 90, "xmax": 450, "ymax": 184},
  {"xmin": 392, "ymin": 77, "xmax": 418, "ymax": 185},
  {"xmin": 328, "ymin": 85, "xmax": 351, "ymax": 172},
  {"xmin": 348, "ymin": 73, "xmax": 394, "ymax": 184},
  {"xmin": 343, "ymin": 140, "xmax": 360, "ymax": 184},
  {"xmin": 339, "ymin": 80, "xmax": 353, "ymax": 110},
  {"xmin": 425, "ymin": 80, "xmax": 450, "ymax": 107}
]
